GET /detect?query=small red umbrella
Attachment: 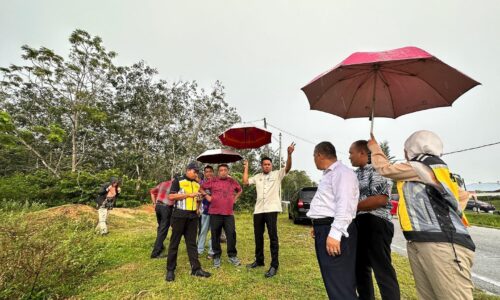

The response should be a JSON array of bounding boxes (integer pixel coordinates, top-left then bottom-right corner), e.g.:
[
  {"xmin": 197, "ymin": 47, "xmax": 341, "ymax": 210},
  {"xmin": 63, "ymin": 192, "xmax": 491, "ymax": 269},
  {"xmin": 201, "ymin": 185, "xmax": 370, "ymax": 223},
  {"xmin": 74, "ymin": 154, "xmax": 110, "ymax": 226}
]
[
  {"xmin": 301, "ymin": 46, "xmax": 480, "ymax": 132},
  {"xmin": 196, "ymin": 149, "xmax": 243, "ymax": 164},
  {"xmin": 219, "ymin": 123, "xmax": 272, "ymax": 149}
]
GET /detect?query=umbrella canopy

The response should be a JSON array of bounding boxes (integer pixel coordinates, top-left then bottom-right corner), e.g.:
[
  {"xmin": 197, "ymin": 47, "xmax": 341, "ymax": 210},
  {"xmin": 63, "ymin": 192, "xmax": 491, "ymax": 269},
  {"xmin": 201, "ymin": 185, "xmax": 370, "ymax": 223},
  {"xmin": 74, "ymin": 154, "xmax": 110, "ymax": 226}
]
[
  {"xmin": 301, "ymin": 46, "xmax": 480, "ymax": 130},
  {"xmin": 219, "ymin": 123, "xmax": 272, "ymax": 149},
  {"xmin": 196, "ymin": 148, "xmax": 243, "ymax": 164}
]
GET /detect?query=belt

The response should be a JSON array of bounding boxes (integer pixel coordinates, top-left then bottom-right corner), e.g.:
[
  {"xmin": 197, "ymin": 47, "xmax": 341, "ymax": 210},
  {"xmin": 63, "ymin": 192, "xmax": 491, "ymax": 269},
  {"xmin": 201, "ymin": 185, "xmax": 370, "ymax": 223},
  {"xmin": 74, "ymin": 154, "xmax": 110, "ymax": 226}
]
[{"xmin": 311, "ymin": 217, "xmax": 334, "ymax": 225}]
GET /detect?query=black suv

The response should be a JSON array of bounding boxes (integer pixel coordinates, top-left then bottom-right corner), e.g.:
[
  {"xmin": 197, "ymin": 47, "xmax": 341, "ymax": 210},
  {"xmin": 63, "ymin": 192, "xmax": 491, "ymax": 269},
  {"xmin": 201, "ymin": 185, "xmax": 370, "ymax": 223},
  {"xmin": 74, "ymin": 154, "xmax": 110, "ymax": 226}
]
[{"xmin": 288, "ymin": 187, "xmax": 317, "ymax": 224}]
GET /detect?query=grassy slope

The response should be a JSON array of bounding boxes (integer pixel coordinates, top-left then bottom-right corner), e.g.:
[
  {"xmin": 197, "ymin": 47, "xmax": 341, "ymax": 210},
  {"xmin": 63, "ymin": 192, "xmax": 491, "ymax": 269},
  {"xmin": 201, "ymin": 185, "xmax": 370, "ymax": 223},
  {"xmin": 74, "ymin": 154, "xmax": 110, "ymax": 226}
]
[
  {"xmin": 75, "ymin": 208, "xmax": 498, "ymax": 300},
  {"xmin": 466, "ymin": 212, "xmax": 500, "ymax": 228}
]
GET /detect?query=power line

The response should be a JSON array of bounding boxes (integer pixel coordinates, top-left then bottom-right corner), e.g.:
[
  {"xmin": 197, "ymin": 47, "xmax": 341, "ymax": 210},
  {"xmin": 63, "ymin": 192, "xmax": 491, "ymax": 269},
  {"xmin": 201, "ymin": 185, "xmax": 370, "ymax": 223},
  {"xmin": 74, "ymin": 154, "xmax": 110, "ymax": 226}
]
[
  {"xmin": 443, "ymin": 141, "xmax": 500, "ymax": 156},
  {"xmin": 391, "ymin": 140, "xmax": 500, "ymax": 162},
  {"xmin": 242, "ymin": 118, "xmax": 265, "ymax": 125},
  {"xmin": 266, "ymin": 123, "xmax": 316, "ymax": 145}
]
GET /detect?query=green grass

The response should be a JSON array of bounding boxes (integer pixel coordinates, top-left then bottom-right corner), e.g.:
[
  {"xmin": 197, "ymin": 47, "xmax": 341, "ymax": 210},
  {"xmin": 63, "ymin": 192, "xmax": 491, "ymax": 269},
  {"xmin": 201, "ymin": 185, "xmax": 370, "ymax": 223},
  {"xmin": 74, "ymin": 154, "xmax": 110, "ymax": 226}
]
[
  {"xmin": 465, "ymin": 211, "xmax": 500, "ymax": 229},
  {"xmin": 487, "ymin": 200, "xmax": 500, "ymax": 209},
  {"xmin": 58, "ymin": 208, "xmax": 499, "ymax": 299}
]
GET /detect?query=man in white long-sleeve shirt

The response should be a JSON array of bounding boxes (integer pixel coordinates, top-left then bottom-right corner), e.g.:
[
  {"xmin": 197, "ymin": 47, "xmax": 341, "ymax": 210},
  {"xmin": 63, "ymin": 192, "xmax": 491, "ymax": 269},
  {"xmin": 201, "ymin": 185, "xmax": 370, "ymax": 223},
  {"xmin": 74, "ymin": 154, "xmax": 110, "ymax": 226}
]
[{"xmin": 307, "ymin": 141, "xmax": 359, "ymax": 300}]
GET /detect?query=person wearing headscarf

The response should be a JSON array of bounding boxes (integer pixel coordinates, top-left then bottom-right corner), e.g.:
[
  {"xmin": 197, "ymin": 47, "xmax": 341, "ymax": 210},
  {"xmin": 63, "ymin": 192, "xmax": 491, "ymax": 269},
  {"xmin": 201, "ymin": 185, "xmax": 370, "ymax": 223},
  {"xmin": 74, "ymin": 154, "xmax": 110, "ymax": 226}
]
[{"xmin": 368, "ymin": 130, "xmax": 474, "ymax": 300}]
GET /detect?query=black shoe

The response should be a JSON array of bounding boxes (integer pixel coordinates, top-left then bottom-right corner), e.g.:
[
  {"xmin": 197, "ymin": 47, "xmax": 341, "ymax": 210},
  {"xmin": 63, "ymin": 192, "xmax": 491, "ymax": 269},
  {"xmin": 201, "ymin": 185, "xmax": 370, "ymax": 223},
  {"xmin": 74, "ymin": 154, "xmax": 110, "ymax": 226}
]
[
  {"xmin": 265, "ymin": 267, "xmax": 278, "ymax": 278},
  {"xmin": 151, "ymin": 254, "xmax": 167, "ymax": 259},
  {"xmin": 247, "ymin": 261, "xmax": 265, "ymax": 269},
  {"xmin": 191, "ymin": 269, "xmax": 211, "ymax": 278},
  {"xmin": 166, "ymin": 270, "xmax": 175, "ymax": 282}
]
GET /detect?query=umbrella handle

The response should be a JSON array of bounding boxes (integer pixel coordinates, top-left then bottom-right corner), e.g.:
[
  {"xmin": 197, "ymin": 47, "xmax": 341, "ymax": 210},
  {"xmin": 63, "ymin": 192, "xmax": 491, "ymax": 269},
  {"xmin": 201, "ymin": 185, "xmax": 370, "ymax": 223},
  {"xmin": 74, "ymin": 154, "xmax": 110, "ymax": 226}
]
[
  {"xmin": 370, "ymin": 96, "xmax": 375, "ymax": 134},
  {"xmin": 370, "ymin": 72, "xmax": 377, "ymax": 135}
]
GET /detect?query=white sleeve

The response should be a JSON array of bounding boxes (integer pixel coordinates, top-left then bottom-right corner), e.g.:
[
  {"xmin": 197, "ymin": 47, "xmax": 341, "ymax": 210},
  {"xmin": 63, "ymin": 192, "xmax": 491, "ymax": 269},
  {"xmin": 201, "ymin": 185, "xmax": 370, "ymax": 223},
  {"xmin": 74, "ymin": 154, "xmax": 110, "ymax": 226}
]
[
  {"xmin": 248, "ymin": 175, "xmax": 257, "ymax": 185},
  {"xmin": 329, "ymin": 172, "xmax": 359, "ymax": 240}
]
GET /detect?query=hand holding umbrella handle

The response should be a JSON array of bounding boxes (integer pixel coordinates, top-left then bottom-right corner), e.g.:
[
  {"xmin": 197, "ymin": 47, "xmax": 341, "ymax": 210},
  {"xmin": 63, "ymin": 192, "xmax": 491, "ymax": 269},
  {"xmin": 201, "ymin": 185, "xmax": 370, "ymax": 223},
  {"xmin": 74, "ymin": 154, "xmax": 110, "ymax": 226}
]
[{"xmin": 368, "ymin": 133, "xmax": 378, "ymax": 147}]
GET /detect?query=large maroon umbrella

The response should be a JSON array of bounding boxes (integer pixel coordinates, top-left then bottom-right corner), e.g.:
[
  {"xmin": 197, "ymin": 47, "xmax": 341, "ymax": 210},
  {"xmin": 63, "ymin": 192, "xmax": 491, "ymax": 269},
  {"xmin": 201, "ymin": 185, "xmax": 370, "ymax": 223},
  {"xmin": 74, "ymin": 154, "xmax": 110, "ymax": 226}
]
[
  {"xmin": 219, "ymin": 123, "xmax": 272, "ymax": 149},
  {"xmin": 196, "ymin": 149, "xmax": 243, "ymax": 164},
  {"xmin": 301, "ymin": 46, "xmax": 480, "ymax": 131}
]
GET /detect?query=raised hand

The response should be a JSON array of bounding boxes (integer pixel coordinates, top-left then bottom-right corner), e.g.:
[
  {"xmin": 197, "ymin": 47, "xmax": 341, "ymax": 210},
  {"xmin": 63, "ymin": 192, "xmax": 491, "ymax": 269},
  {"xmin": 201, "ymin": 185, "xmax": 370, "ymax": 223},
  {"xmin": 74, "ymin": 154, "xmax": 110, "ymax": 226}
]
[{"xmin": 287, "ymin": 142, "xmax": 296, "ymax": 155}]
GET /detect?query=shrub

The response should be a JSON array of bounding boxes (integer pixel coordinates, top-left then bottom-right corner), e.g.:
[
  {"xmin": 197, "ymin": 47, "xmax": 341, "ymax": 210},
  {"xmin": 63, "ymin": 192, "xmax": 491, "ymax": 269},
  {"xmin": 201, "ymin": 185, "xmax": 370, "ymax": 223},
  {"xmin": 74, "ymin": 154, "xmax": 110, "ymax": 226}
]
[
  {"xmin": 0, "ymin": 169, "xmax": 155, "ymax": 208},
  {"xmin": 0, "ymin": 209, "xmax": 104, "ymax": 299}
]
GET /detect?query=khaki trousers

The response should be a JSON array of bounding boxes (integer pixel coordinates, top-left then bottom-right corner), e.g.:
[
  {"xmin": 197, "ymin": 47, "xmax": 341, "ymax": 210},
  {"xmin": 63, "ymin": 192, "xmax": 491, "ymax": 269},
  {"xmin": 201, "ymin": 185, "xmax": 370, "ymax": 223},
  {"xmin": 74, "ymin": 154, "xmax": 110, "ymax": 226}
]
[
  {"xmin": 406, "ymin": 241, "xmax": 474, "ymax": 300},
  {"xmin": 96, "ymin": 207, "xmax": 109, "ymax": 234}
]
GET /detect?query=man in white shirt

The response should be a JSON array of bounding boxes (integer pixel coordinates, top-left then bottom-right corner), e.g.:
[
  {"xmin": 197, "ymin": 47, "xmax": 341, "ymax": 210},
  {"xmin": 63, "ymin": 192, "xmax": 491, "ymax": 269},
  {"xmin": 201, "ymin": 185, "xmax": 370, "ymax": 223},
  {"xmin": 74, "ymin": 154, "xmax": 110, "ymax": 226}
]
[
  {"xmin": 243, "ymin": 142, "xmax": 295, "ymax": 278},
  {"xmin": 307, "ymin": 141, "xmax": 359, "ymax": 300}
]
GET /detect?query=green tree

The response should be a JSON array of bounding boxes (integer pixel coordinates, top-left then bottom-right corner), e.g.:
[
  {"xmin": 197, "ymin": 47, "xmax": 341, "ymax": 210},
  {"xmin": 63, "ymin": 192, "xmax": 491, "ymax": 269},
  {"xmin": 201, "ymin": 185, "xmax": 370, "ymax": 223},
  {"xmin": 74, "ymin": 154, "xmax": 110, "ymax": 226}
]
[
  {"xmin": 379, "ymin": 140, "xmax": 397, "ymax": 193},
  {"xmin": 0, "ymin": 29, "xmax": 116, "ymax": 175},
  {"xmin": 379, "ymin": 140, "xmax": 396, "ymax": 163},
  {"xmin": 281, "ymin": 170, "xmax": 316, "ymax": 202}
]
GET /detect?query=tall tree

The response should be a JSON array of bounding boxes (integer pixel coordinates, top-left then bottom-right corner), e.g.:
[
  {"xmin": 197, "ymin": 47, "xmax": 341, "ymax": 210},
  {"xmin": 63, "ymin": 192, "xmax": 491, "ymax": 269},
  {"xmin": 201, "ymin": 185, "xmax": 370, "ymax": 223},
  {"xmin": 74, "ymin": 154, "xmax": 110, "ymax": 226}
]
[{"xmin": 0, "ymin": 29, "xmax": 116, "ymax": 175}]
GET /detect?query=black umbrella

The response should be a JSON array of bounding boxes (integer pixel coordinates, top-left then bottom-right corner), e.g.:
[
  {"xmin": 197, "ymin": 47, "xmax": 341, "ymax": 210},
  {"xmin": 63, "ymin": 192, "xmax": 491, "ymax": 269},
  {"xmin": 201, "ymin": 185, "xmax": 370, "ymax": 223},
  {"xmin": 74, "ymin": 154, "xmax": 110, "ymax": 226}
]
[{"xmin": 196, "ymin": 149, "xmax": 243, "ymax": 164}]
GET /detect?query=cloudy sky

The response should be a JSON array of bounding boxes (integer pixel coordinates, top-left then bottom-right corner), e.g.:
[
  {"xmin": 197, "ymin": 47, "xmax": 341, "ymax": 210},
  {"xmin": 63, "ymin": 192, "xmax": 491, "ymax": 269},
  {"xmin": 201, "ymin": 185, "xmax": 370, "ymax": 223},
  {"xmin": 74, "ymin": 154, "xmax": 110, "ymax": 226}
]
[{"xmin": 1, "ymin": 0, "xmax": 499, "ymax": 184}]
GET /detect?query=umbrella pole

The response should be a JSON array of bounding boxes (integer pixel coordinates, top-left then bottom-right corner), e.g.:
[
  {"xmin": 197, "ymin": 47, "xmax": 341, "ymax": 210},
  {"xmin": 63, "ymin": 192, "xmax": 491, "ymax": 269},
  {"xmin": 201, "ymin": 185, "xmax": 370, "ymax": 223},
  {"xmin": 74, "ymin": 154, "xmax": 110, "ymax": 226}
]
[
  {"xmin": 370, "ymin": 106, "xmax": 375, "ymax": 134},
  {"xmin": 370, "ymin": 71, "xmax": 378, "ymax": 134}
]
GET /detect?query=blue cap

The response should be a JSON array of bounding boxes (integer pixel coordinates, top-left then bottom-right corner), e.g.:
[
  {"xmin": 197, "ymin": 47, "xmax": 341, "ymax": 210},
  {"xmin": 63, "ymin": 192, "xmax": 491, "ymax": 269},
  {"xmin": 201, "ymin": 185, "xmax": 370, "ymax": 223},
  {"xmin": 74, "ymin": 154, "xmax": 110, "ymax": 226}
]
[{"xmin": 186, "ymin": 161, "xmax": 199, "ymax": 171}]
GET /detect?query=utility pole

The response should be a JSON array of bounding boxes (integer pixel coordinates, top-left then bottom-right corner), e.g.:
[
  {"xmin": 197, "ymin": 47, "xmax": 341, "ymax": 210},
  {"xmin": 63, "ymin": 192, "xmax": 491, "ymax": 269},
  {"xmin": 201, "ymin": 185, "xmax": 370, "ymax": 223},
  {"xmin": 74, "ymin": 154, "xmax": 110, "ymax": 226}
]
[{"xmin": 263, "ymin": 117, "xmax": 270, "ymax": 156}]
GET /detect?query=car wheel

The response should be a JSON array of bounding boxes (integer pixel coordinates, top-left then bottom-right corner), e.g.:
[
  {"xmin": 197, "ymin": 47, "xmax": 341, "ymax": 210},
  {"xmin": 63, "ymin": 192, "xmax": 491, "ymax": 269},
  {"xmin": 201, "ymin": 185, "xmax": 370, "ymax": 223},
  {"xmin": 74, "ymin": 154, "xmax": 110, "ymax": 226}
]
[{"xmin": 472, "ymin": 207, "xmax": 479, "ymax": 212}]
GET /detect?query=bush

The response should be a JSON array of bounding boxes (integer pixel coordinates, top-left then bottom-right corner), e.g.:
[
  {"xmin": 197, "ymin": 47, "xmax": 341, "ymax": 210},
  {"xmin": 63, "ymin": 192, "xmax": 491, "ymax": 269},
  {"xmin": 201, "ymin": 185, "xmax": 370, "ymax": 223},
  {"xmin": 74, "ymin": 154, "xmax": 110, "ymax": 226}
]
[
  {"xmin": 230, "ymin": 172, "xmax": 256, "ymax": 212},
  {"xmin": 0, "ymin": 200, "xmax": 46, "ymax": 213},
  {"xmin": 0, "ymin": 209, "xmax": 104, "ymax": 299},
  {"xmin": 0, "ymin": 169, "xmax": 156, "ymax": 207}
]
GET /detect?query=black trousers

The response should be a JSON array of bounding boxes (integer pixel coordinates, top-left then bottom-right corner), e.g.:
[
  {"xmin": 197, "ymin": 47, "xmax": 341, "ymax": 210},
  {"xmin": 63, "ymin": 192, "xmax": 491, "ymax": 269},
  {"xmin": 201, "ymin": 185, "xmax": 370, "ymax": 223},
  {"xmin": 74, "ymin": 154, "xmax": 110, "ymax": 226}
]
[
  {"xmin": 210, "ymin": 214, "xmax": 237, "ymax": 258},
  {"xmin": 166, "ymin": 210, "xmax": 201, "ymax": 272},
  {"xmin": 253, "ymin": 212, "xmax": 279, "ymax": 268},
  {"xmin": 151, "ymin": 204, "xmax": 173, "ymax": 257},
  {"xmin": 314, "ymin": 221, "xmax": 357, "ymax": 300},
  {"xmin": 355, "ymin": 214, "xmax": 400, "ymax": 300}
]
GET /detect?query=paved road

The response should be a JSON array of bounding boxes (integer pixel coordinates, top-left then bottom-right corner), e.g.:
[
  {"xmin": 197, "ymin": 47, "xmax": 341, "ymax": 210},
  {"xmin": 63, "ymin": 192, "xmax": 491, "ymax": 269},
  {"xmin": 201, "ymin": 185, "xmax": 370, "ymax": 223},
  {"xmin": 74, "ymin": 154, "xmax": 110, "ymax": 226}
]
[{"xmin": 390, "ymin": 218, "xmax": 500, "ymax": 295}]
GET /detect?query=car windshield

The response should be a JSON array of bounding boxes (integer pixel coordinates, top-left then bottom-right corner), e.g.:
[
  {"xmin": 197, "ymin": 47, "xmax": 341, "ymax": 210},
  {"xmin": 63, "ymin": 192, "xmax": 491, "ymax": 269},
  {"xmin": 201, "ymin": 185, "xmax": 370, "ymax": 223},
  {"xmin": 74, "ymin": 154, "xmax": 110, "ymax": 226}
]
[{"xmin": 300, "ymin": 190, "xmax": 317, "ymax": 200}]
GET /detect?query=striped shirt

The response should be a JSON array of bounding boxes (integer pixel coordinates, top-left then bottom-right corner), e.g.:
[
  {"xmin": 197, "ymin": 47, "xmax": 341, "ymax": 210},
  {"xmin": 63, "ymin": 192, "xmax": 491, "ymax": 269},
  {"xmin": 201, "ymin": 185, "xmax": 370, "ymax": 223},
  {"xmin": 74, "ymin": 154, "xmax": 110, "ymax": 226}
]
[{"xmin": 355, "ymin": 164, "xmax": 392, "ymax": 221}]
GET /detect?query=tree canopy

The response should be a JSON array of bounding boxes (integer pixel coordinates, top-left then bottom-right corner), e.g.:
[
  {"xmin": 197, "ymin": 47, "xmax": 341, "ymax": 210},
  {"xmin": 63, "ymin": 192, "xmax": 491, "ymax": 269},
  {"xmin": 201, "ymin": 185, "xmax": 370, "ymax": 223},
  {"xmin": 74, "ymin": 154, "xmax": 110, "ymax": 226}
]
[{"xmin": 0, "ymin": 29, "xmax": 313, "ymax": 207}]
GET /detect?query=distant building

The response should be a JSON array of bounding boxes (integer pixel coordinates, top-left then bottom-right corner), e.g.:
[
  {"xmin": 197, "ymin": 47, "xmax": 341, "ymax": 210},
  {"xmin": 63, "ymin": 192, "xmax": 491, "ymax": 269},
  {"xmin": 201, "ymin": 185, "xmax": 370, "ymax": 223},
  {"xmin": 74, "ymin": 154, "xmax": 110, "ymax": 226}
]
[{"xmin": 466, "ymin": 182, "xmax": 500, "ymax": 196}]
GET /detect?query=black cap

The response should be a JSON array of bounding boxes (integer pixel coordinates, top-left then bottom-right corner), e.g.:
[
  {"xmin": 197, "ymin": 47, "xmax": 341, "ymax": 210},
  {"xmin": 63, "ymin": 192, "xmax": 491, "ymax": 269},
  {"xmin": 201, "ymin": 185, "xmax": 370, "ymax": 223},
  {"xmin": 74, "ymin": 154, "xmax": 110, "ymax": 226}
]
[{"xmin": 186, "ymin": 161, "xmax": 199, "ymax": 171}]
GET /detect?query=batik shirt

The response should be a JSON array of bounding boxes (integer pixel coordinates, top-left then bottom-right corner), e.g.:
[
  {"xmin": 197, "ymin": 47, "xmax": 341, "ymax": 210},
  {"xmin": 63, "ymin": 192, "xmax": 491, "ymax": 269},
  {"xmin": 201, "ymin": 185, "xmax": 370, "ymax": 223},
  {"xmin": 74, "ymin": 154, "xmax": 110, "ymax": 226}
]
[{"xmin": 356, "ymin": 164, "xmax": 392, "ymax": 221}]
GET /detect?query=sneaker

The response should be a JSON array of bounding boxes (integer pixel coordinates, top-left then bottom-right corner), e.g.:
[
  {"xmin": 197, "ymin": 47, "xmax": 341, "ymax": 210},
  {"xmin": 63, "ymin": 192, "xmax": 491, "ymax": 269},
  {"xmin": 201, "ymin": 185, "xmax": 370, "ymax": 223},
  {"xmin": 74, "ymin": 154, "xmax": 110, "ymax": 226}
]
[
  {"xmin": 191, "ymin": 269, "xmax": 211, "ymax": 278},
  {"xmin": 213, "ymin": 256, "xmax": 221, "ymax": 268},
  {"xmin": 166, "ymin": 270, "xmax": 175, "ymax": 282},
  {"xmin": 207, "ymin": 254, "xmax": 214, "ymax": 260},
  {"xmin": 228, "ymin": 256, "xmax": 241, "ymax": 266}
]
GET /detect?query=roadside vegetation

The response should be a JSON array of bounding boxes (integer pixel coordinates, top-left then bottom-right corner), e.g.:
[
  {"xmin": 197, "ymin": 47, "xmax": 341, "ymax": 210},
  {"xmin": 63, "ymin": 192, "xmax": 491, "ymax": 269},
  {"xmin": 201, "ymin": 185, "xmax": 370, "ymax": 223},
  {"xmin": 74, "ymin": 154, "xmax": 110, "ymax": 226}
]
[
  {"xmin": 1, "ymin": 203, "xmax": 498, "ymax": 299},
  {"xmin": 466, "ymin": 212, "xmax": 500, "ymax": 229},
  {"xmin": 465, "ymin": 197, "xmax": 500, "ymax": 229}
]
